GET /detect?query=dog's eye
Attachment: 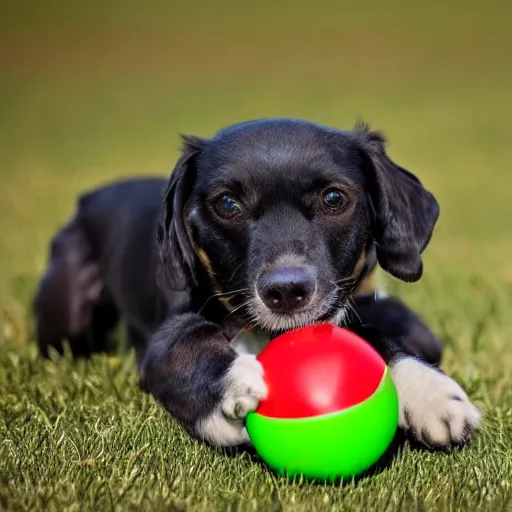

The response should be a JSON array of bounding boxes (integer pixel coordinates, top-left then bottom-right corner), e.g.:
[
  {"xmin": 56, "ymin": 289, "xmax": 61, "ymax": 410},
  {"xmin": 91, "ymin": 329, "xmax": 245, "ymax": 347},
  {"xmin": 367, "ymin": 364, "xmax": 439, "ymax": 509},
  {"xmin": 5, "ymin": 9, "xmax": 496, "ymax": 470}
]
[
  {"xmin": 322, "ymin": 189, "xmax": 344, "ymax": 210},
  {"xmin": 214, "ymin": 194, "xmax": 242, "ymax": 219}
]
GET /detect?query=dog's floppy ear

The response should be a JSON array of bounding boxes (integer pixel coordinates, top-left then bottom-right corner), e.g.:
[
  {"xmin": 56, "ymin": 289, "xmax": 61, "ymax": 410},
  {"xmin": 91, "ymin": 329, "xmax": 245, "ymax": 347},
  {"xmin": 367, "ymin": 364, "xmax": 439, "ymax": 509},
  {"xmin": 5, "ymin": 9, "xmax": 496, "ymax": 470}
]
[
  {"xmin": 157, "ymin": 135, "xmax": 207, "ymax": 291},
  {"xmin": 355, "ymin": 123, "xmax": 440, "ymax": 282}
]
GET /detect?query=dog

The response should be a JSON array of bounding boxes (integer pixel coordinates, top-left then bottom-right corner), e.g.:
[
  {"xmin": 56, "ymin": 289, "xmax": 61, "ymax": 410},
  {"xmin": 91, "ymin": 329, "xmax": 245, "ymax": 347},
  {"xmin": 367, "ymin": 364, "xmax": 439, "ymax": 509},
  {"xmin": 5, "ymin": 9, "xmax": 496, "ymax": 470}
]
[{"xmin": 34, "ymin": 118, "xmax": 481, "ymax": 450}]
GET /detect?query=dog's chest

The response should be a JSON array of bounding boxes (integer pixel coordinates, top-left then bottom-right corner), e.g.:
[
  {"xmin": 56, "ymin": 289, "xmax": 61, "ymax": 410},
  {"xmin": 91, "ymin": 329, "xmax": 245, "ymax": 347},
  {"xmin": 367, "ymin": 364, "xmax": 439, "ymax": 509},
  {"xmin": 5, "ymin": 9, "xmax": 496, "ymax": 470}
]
[{"xmin": 230, "ymin": 328, "xmax": 272, "ymax": 356}]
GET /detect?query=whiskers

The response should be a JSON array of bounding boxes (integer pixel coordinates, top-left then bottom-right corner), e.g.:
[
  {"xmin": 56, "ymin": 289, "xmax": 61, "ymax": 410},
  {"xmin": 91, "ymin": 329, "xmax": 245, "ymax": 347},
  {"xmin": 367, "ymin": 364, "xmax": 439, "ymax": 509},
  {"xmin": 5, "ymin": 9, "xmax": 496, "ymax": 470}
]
[
  {"xmin": 225, "ymin": 297, "xmax": 253, "ymax": 318},
  {"xmin": 198, "ymin": 287, "xmax": 249, "ymax": 314},
  {"xmin": 335, "ymin": 275, "xmax": 358, "ymax": 291},
  {"xmin": 345, "ymin": 298, "xmax": 362, "ymax": 325},
  {"xmin": 197, "ymin": 274, "xmax": 361, "ymax": 333},
  {"xmin": 330, "ymin": 276, "xmax": 361, "ymax": 325}
]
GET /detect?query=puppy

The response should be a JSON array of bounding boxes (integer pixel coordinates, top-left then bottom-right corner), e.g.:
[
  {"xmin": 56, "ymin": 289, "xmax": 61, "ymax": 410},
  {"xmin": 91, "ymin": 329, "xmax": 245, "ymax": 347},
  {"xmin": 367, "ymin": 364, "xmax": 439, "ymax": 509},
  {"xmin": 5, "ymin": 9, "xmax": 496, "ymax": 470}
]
[{"xmin": 34, "ymin": 118, "xmax": 480, "ymax": 450}]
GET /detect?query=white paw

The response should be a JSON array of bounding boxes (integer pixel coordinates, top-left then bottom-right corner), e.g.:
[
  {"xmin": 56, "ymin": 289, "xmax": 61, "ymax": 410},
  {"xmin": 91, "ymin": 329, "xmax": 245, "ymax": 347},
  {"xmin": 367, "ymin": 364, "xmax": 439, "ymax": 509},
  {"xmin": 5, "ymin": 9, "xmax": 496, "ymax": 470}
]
[
  {"xmin": 221, "ymin": 354, "xmax": 268, "ymax": 420},
  {"xmin": 391, "ymin": 357, "xmax": 481, "ymax": 448},
  {"xmin": 196, "ymin": 354, "xmax": 267, "ymax": 446}
]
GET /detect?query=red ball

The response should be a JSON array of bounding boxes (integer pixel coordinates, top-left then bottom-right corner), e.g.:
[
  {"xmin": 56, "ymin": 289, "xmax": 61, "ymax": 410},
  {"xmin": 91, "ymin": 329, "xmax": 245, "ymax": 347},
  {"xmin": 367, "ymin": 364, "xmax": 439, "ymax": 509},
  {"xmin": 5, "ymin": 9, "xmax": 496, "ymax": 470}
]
[{"xmin": 256, "ymin": 324, "xmax": 387, "ymax": 419}]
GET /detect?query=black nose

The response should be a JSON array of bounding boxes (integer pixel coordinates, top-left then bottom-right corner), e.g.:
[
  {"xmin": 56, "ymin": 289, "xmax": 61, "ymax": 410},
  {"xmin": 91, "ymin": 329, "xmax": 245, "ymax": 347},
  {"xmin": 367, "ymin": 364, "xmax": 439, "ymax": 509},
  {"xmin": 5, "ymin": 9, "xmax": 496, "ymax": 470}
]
[{"xmin": 258, "ymin": 267, "xmax": 316, "ymax": 313}]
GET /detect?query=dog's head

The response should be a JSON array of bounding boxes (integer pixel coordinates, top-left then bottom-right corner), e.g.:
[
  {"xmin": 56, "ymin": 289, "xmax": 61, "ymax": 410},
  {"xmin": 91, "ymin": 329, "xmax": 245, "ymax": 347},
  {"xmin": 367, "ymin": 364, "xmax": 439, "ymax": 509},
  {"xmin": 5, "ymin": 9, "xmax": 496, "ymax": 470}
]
[{"xmin": 157, "ymin": 119, "xmax": 439, "ymax": 332}]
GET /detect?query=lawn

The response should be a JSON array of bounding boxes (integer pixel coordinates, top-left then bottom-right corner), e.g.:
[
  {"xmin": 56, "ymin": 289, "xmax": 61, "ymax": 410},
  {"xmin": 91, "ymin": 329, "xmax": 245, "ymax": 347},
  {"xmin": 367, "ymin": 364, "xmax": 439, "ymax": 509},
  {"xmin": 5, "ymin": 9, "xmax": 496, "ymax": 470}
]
[{"xmin": 1, "ymin": 1, "xmax": 512, "ymax": 510}]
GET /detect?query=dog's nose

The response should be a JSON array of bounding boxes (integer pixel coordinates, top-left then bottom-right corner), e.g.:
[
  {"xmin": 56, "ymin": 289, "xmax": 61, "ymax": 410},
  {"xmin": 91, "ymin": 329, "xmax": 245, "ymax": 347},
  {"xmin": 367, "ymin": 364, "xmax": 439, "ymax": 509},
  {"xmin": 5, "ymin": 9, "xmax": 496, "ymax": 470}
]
[{"xmin": 258, "ymin": 267, "xmax": 316, "ymax": 313}]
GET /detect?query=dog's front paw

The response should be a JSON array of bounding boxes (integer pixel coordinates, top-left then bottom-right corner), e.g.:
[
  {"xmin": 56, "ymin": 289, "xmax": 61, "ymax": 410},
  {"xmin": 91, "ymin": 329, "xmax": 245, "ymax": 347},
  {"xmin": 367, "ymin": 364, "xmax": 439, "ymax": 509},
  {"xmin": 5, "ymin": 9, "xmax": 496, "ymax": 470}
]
[
  {"xmin": 221, "ymin": 354, "xmax": 268, "ymax": 420},
  {"xmin": 391, "ymin": 357, "xmax": 481, "ymax": 449},
  {"xmin": 197, "ymin": 354, "xmax": 267, "ymax": 446}
]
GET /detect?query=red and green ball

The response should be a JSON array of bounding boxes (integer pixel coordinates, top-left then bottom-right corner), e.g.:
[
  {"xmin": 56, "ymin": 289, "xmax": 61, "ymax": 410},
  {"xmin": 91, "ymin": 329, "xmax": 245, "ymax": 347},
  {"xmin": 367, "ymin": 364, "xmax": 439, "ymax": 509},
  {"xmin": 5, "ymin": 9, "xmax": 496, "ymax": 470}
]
[{"xmin": 246, "ymin": 324, "xmax": 399, "ymax": 481}]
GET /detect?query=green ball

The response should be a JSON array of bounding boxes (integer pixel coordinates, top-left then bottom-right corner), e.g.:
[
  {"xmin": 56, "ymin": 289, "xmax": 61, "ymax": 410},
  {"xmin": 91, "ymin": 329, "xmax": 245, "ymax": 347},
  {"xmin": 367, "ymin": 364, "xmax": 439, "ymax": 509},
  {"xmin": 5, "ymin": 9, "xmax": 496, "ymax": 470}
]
[
  {"xmin": 247, "ymin": 368, "xmax": 398, "ymax": 481},
  {"xmin": 245, "ymin": 325, "xmax": 399, "ymax": 481}
]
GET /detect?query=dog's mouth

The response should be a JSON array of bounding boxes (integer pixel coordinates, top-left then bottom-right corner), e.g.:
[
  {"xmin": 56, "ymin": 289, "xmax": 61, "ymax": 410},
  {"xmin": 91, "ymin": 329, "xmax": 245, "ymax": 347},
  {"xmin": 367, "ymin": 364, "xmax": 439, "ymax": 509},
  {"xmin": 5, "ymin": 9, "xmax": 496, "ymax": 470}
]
[
  {"xmin": 245, "ymin": 287, "xmax": 347, "ymax": 333},
  {"xmin": 217, "ymin": 265, "xmax": 356, "ymax": 334}
]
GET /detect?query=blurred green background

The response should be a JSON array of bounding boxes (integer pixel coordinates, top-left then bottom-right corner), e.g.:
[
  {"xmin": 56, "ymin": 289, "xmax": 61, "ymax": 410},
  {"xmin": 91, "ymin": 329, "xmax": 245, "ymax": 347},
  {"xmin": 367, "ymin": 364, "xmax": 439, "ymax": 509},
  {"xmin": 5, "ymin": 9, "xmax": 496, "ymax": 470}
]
[
  {"xmin": 2, "ymin": 0, "xmax": 512, "ymax": 305},
  {"xmin": 1, "ymin": 1, "xmax": 512, "ymax": 509}
]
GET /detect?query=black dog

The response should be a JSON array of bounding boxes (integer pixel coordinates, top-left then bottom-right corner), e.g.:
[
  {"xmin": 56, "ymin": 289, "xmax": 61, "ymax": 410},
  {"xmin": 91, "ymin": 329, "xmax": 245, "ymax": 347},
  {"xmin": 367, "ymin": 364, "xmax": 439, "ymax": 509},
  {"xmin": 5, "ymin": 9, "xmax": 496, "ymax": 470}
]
[{"xmin": 34, "ymin": 118, "xmax": 480, "ymax": 449}]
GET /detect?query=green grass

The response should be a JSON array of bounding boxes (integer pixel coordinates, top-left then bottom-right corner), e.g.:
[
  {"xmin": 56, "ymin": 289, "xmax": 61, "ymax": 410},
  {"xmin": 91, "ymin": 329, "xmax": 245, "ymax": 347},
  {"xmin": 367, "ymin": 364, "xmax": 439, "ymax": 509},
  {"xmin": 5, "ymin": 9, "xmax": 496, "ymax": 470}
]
[{"xmin": 1, "ymin": 1, "xmax": 512, "ymax": 510}]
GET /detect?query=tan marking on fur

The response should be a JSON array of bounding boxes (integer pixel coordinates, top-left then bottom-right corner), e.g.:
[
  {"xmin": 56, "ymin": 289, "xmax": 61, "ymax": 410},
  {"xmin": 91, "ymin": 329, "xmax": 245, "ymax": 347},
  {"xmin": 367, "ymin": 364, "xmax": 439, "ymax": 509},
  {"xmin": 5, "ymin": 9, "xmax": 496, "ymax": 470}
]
[
  {"xmin": 348, "ymin": 248, "xmax": 377, "ymax": 298},
  {"xmin": 196, "ymin": 247, "xmax": 216, "ymax": 278},
  {"xmin": 196, "ymin": 246, "xmax": 226, "ymax": 297},
  {"xmin": 351, "ymin": 249, "xmax": 368, "ymax": 279},
  {"xmin": 354, "ymin": 271, "xmax": 377, "ymax": 297},
  {"xmin": 184, "ymin": 204, "xmax": 229, "ymax": 302}
]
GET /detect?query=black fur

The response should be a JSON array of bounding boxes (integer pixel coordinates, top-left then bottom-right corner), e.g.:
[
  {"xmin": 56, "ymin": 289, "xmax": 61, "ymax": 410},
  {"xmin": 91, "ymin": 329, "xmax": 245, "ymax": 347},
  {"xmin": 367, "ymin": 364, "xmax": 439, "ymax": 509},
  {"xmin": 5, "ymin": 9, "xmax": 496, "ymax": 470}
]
[{"xmin": 34, "ymin": 118, "xmax": 445, "ymax": 445}]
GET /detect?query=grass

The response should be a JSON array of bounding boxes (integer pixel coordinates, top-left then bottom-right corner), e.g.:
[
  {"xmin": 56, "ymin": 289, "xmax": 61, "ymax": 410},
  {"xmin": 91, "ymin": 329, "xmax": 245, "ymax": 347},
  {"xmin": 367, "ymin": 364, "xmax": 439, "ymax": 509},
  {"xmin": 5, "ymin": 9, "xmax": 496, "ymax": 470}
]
[{"xmin": 1, "ymin": 1, "xmax": 512, "ymax": 510}]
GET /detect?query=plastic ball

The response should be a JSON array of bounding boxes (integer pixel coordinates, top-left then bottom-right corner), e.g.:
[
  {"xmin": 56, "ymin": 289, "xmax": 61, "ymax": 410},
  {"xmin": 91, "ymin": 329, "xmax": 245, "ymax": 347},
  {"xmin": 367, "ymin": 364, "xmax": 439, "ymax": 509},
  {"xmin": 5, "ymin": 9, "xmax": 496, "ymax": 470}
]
[{"xmin": 246, "ymin": 324, "xmax": 398, "ymax": 481}]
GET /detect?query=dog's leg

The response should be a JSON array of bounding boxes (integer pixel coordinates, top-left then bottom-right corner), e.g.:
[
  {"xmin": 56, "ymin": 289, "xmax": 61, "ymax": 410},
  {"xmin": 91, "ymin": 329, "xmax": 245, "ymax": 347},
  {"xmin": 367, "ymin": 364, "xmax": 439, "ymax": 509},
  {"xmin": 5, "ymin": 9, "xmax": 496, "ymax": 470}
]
[
  {"xmin": 85, "ymin": 293, "xmax": 120, "ymax": 355},
  {"xmin": 139, "ymin": 313, "xmax": 267, "ymax": 446},
  {"xmin": 349, "ymin": 325, "xmax": 481, "ymax": 449},
  {"xmin": 34, "ymin": 217, "xmax": 110, "ymax": 357},
  {"xmin": 352, "ymin": 293, "xmax": 443, "ymax": 366},
  {"xmin": 390, "ymin": 357, "xmax": 481, "ymax": 448}
]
